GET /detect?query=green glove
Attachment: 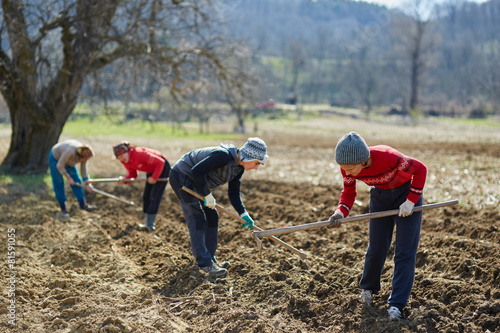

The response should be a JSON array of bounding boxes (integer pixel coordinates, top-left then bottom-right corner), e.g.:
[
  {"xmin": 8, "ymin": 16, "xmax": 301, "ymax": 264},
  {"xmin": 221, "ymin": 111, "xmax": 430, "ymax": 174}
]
[{"xmin": 240, "ymin": 212, "xmax": 254, "ymax": 230}]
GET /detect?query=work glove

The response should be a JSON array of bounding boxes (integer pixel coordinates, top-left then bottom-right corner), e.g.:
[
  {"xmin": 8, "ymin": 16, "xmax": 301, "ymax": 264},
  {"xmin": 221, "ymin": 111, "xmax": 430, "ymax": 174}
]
[
  {"xmin": 204, "ymin": 193, "xmax": 216, "ymax": 209},
  {"xmin": 240, "ymin": 212, "xmax": 254, "ymax": 230},
  {"xmin": 328, "ymin": 210, "xmax": 344, "ymax": 228},
  {"xmin": 399, "ymin": 199, "xmax": 415, "ymax": 217}
]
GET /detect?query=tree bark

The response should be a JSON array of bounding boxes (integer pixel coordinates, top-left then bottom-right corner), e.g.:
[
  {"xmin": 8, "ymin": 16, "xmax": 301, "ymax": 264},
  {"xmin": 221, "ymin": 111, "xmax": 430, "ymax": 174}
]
[
  {"xmin": 1, "ymin": 63, "xmax": 81, "ymax": 173},
  {"xmin": 410, "ymin": 49, "xmax": 420, "ymax": 110},
  {"xmin": 2, "ymin": 107, "xmax": 66, "ymax": 173},
  {"xmin": 235, "ymin": 108, "xmax": 245, "ymax": 133},
  {"xmin": 409, "ymin": 21, "xmax": 424, "ymax": 110}
]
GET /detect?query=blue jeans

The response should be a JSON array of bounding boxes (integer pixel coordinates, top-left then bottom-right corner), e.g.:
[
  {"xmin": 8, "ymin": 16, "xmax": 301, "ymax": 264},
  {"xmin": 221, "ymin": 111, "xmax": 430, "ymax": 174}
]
[
  {"xmin": 169, "ymin": 168, "xmax": 219, "ymax": 268},
  {"xmin": 359, "ymin": 181, "xmax": 423, "ymax": 310},
  {"xmin": 49, "ymin": 150, "xmax": 86, "ymax": 210}
]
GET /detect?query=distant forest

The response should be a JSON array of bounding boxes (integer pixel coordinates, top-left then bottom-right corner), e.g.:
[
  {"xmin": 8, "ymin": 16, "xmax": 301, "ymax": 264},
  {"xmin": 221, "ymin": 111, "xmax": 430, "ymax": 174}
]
[
  {"xmin": 69, "ymin": 0, "xmax": 500, "ymax": 120},
  {"xmin": 221, "ymin": 0, "xmax": 500, "ymax": 117}
]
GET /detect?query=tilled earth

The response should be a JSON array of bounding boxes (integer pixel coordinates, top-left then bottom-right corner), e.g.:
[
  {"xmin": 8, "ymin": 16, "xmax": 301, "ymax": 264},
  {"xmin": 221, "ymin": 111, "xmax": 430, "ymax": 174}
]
[{"xmin": 1, "ymin": 122, "xmax": 500, "ymax": 332}]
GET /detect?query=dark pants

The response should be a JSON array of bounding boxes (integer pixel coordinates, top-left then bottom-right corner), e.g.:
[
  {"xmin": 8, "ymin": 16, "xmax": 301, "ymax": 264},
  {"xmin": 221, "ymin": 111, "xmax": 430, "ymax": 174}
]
[
  {"xmin": 169, "ymin": 168, "xmax": 219, "ymax": 268},
  {"xmin": 359, "ymin": 181, "xmax": 423, "ymax": 310},
  {"xmin": 143, "ymin": 160, "xmax": 171, "ymax": 214}
]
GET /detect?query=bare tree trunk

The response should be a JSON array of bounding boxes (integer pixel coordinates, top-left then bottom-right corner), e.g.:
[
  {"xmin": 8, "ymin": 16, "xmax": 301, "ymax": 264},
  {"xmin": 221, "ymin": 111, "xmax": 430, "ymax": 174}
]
[
  {"xmin": 409, "ymin": 21, "xmax": 424, "ymax": 110},
  {"xmin": 2, "ymin": 107, "xmax": 67, "ymax": 173},
  {"xmin": 410, "ymin": 49, "xmax": 420, "ymax": 110},
  {"xmin": 391, "ymin": 0, "xmax": 438, "ymax": 113},
  {"xmin": 288, "ymin": 39, "xmax": 306, "ymax": 99},
  {"xmin": 1, "ymin": 68, "xmax": 81, "ymax": 173},
  {"xmin": 234, "ymin": 107, "xmax": 245, "ymax": 133}
]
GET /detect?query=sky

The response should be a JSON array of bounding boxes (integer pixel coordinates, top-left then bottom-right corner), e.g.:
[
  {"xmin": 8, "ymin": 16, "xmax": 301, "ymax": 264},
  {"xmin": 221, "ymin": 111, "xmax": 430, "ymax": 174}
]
[{"xmin": 358, "ymin": 0, "xmax": 488, "ymax": 8}]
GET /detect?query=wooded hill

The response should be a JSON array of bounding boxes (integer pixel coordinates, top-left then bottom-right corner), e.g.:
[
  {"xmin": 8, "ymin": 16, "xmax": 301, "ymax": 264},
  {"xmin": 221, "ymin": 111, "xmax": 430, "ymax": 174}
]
[{"xmin": 222, "ymin": 0, "xmax": 500, "ymax": 117}]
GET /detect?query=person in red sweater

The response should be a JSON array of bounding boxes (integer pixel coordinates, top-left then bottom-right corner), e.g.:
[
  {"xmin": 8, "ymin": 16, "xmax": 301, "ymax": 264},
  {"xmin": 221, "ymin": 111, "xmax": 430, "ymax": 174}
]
[
  {"xmin": 113, "ymin": 142, "xmax": 171, "ymax": 232},
  {"xmin": 328, "ymin": 132, "xmax": 427, "ymax": 320}
]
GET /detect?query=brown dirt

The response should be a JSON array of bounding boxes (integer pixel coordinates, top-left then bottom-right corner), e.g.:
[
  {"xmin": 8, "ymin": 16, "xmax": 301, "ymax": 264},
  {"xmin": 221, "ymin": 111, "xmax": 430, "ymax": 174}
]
[{"xmin": 1, "ymin": 122, "xmax": 500, "ymax": 333}]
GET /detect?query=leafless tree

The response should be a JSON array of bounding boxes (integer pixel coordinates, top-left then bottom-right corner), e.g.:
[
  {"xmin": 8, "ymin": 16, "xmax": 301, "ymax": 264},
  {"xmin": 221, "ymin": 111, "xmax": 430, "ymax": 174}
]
[
  {"xmin": 346, "ymin": 47, "xmax": 379, "ymax": 117},
  {"xmin": 180, "ymin": 78, "xmax": 217, "ymax": 134},
  {"xmin": 0, "ymin": 0, "xmax": 247, "ymax": 173},
  {"xmin": 286, "ymin": 37, "xmax": 306, "ymax": 100},
  {"xmin": 309, "ymin": 23, "xmax": 333, "ymax": 103},
  {"xmin": 391, "ymin": 0, "xmax": 440, "ymax": 111},
  {"xmin": 218, "ymin": 47, "xmax": 259, "ymax": 133}
]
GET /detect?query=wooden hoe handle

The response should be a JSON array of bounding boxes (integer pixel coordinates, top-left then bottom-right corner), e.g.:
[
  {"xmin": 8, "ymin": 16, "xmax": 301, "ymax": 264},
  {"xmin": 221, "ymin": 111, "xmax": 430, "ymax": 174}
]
[
  {"xmin": 89, "ymin": 177, "xmax": 169, "ymax": 183},
  {"xmin": 181, "ymin": 186, "xmax": 307, "ymax": 259},
  {"xmin": 74, "ymin": 183, "xmax": 135, "ymax": 206},
  {"xmin": 252, "ymin": 199, "xmax": 459, "ymax": 239}
]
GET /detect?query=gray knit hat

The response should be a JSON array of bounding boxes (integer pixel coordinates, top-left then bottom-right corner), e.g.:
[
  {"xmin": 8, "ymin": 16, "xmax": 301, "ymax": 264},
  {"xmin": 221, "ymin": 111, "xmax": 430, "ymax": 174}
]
[
  {"xmin": 335, "ymin": 132, "xmax": 370, "ymax": 165},
  {"xmin": 240, "ymin": 137, "xmax": 269, "ymax": 164}
]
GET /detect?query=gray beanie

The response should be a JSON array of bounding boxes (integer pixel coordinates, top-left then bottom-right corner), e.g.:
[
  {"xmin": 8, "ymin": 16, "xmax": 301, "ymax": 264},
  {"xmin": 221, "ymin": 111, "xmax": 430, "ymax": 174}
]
[
  {"xmin": 335, "ymin": 132, "xmax": 370, "ymax": 165},
  {"xmin": 240, "ymin": 137, "xmax": 269, "ymax": 164}
]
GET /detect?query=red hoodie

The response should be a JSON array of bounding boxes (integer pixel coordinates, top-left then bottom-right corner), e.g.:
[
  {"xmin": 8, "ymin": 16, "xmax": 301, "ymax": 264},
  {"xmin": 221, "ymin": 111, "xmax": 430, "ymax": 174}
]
[
  {"xmin": 338, "ymin": 145, "xmax": 427, "ymax": 217},
  {"xmin": 121, "ymin": 147, "xmax": 166, "ymax": 180}
]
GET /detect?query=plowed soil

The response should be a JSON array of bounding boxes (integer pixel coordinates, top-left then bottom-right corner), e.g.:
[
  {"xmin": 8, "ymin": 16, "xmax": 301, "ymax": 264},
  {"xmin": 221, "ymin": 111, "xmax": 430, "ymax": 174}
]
[{"xmin": 1, "ymin": 118, "xmax": 499, "ymax": 332}]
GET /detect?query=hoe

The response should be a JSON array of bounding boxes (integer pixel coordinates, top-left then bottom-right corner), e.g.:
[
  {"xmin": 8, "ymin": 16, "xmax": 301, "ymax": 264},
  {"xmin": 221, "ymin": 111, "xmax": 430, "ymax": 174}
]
[
  {"xmin": 182, "ymin": 186, "xmax": 307, "ymax": 259},
  {"xmin": 252, "ymin": 200, "xmax": 459, "ymax": 244}
]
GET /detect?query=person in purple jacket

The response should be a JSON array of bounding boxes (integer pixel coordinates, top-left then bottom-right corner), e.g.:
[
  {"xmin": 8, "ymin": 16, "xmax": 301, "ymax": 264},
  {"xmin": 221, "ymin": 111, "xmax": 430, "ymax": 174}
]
[{"xmin": 169, "ymin": 138, "xmax": 268, "ymax": 277}]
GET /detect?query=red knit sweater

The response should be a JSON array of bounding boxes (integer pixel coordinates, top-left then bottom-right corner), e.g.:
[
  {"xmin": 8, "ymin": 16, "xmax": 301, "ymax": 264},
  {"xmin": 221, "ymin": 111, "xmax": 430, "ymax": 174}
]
[
  {"xmin": 121, "ymin": 147, "xmax": 166, "ymax": 180},
  {"xmin": 337, "ymin": 145, "xmax": 427, "ymax": 217}
]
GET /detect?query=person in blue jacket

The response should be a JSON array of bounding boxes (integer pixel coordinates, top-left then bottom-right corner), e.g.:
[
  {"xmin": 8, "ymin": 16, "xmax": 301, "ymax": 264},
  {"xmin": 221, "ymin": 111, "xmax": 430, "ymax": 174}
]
[{"xmin": 169, "ymin": 137, "xmax": 268, "ymax": 277}]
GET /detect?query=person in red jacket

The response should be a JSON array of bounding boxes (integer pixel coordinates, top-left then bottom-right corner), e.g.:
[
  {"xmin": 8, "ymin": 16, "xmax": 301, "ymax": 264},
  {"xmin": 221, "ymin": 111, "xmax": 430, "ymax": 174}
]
[
  {"xmin": 328, "ymin": 132, "xmax": 427, "ymax": 320},
  {"xmin": 113, "ymin": 142, "xmax": 171, "ymax": 232}
]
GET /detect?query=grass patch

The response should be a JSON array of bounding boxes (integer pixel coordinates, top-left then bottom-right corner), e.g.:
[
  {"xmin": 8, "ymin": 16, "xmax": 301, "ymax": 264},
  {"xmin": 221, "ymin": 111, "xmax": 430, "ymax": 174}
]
[
  {"xmin": 0, "ymin": 173, "xmax": 51, "ymax": 189},
  {"xmin": 61, "ymin": 116, "xmax": 241, "ymax": 140},
  {"xmin": 437, "ymin": 117, "xmax": 500, "ymax": 127}
]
